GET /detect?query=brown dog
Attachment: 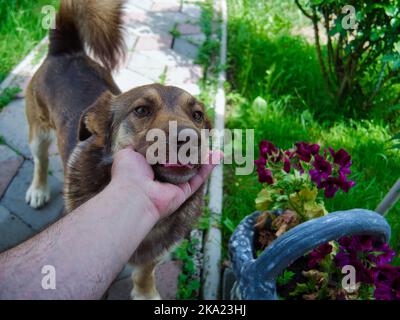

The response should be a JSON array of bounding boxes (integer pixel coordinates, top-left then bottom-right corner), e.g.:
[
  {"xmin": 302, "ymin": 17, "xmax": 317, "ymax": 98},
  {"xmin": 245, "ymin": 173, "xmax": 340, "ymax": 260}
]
[{"xmin": 25, "ymin": 0, "xmax": 210, "ymax": 299}]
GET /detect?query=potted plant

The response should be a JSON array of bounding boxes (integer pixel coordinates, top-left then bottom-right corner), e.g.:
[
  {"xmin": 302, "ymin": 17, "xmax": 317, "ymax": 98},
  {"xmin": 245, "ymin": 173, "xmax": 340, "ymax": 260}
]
[{"xmin": 228, "ymin": 140, "xmax": 399, "ymax": 300}]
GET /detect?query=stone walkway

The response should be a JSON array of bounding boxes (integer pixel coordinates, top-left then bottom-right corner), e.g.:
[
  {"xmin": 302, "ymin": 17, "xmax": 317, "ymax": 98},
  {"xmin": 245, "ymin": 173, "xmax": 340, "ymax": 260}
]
[{"xmin": 0, "ymin": 0, "xmax": 205, "ymax": 299}]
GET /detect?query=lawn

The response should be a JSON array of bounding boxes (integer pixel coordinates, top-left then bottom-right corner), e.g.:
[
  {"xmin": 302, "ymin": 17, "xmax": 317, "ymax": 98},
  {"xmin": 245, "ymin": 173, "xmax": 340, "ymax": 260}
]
[
  {"xmin": 222, "ymin": 0, "xmax": 400, "ymax": 262},
  {"xmin": 0, "ymin": 0, "xmax": 59, "ymax": 83}
]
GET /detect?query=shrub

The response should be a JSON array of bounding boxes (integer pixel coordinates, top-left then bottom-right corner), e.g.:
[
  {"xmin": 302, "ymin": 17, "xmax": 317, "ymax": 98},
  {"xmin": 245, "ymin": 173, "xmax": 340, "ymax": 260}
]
[{"xmin": 295, "ymin": 0, "xmax": 400, "ymax": 115}]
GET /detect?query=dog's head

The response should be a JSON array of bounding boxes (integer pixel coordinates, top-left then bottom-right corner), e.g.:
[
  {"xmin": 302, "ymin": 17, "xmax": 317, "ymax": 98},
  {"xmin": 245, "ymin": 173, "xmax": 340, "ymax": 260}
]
[{"xmin": 77, "ymin": 84, "xmax": 211, "ymax": 184}]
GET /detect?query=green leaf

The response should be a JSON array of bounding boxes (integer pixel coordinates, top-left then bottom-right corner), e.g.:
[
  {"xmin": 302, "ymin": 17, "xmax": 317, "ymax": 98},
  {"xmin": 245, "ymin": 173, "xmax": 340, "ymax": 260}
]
[
  {"xmin": 188, "ymin": 280, "xmax": 200, "ymax": 291},
  {"xmin": 277, "ymin": 270, "xmax": 295, "ymax": 286},
  {"xmin": 384, "ymin": 6, "xmax": 397, "ymax": 17},
  {"xmin": 222, "ymin": 217, "xmax": 236, "ymax": 233},
  {"xmin": 390, "ymin": 132, "xmax": 400, "ymax": 140},
  {"xmin": 289, "ymin": 283, "xmax": 309, "ymax": 296}
]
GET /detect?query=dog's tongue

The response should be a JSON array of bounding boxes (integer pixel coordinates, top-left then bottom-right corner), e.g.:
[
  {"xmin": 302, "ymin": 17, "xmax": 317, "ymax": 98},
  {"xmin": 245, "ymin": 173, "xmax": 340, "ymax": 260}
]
[{"xmin": 162, "ymin": 163, "xmax": 195, "ymax": 169}]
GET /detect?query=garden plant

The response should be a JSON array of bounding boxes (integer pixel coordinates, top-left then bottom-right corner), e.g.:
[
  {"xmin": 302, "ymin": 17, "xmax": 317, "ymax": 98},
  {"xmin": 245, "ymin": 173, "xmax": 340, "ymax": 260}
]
[
  {"xmin": 251, "ymin": 140, "xmax": 399, "ymax": 300},
  {"xmin": 224, "ymin": 0, "xmax": 400, "ymax": 269}
]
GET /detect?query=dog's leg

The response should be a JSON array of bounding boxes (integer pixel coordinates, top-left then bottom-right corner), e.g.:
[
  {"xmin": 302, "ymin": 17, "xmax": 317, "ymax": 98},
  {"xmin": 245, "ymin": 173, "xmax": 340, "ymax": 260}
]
[
  {"xmin": 25, "ymin": 128, "xmax": 52, "ymax": 209},
  {"xmin": 130, "ymin": 261, "xmax": 161, "ymax": 300}
]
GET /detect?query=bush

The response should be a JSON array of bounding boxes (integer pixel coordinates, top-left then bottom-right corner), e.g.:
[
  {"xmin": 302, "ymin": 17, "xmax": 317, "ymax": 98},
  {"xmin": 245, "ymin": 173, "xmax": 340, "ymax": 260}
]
[{"xmin": 295, "ymin": 0, "xmax": 400, "ymax": 117}]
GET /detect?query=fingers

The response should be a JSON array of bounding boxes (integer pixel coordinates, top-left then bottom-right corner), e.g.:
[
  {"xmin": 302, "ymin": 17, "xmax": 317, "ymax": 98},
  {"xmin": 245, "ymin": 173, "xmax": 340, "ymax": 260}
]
[
  {"xmin": 112, "ymin": 147, "xmax": 155, "ymax": 180},
  {"xmin": 179, "ymin": 150, "xmax": 224, "ymax": 199}
]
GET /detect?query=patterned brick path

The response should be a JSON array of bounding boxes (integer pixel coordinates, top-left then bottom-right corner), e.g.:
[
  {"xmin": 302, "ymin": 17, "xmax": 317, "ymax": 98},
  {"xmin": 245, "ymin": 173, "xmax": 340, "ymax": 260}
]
[{"xmin": 0, "ymin": 0, "xmax": 205, "ymax": 299}]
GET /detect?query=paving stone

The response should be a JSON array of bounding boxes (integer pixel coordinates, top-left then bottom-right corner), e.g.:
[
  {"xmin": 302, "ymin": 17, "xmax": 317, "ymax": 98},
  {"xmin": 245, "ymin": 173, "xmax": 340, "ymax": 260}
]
[
  {"xmin": 123, "ymin": 6, "xmax": 148, "ymax": 25},
  {"xmin": 0, "ymin": 99, "xmax": 58, "ymax": 158},
  {"xmin": 127, "ymin": 51, "xmax": 167, "ymax": 70},
  {"xmin": 1, "ymin": 161, "xmax": 64, "ymax": 231},
  {"xmin": 135, "ymin": 34, "xmax": 173, "ymax": 51},
  {"xmin": 173, "ymin": 38, "xmax": 199, "ymax": 60},
  {"xmin": 0, "ymin": 205, "xmax": 34, "ymax": 253},
  {"xmin": 49, "ymin": 154, "xmax": 64, "ymax": 183},
  {"xmin": 0, "ymin": 99, "xmax": 30, "ymax": 157},
  {"xmin": 182, "ymin": 33, "xmax": 206, "ymax": 47},
  {"xmin": 114, "ymin": 68, "xmax": 155, "ymax": 92},
  {"xmin": 106, "ymin": 277, "xmax": 132, "ymax": 300},
  {"xmin": 151, "ymin": 0, "xmax": 181, "ymax": 12},
  {"xmin": 178, "ymin": 23, "xmax": 202, "ymax": 35},
  {"xmin": 129, "ymin": 25, "xmax": 160, "ymax": 38},
  {"xmin": 123, "ymin": 29, "xmax": 139, "ymax": 53},
  {"xmin": 0, "ymin": 206, "xmax": 30, "ymax": 242},
  {"xmin": 124, "ymin": 9, "xmax": 189, "ymax": 36},
  {"xmin": 106, "ymin": 260, "xmax": 181, "ymax": 300},
  {"xmin": 115, "ymin": 264, "xmax": 134, "ymax": 282},
  {"xmin": 182, "ymin": 3, "xmax": 202, "ymax": 20},
  {"xmin": 172, "ymin": 83, "xmax": 201, "ymax": 96},
  {"xmin": 0, "ymin": 145, "xmax": 24, "ymax": 198},
  {"xmin": 129, "ymin": 67, "xmax": 164, "ymax": 82},
  {"xmin": 141, "ymin": 48, "xmax": 191, "ymax": 67},
  {"xmin": 166, "ymin": 64, "xmax": 202, "ymax": 85},
  {"xmin": 148, "ymin": 12, "xmax": 190, "ymax": 32},
  {"xmin": 125, "ymin": 0, "xmax": 154, "ymax": 11},
  {"xmin": 13, "ymin": 75, "xmax": 31, "ymax": 99},
  {"xmin": 126, "ymin": 52, "xmax": 166, "ymax": 81},
  {"xmin": 155, "ymin": 260, "xmax": 182, "ymax": 299}
]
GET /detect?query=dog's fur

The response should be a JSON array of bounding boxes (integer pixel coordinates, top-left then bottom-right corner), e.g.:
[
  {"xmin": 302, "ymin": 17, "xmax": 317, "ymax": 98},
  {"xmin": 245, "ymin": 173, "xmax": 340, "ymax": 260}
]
[{"xmin": 25, "ymin": 0, "xmax": 210, "ymax": 300}]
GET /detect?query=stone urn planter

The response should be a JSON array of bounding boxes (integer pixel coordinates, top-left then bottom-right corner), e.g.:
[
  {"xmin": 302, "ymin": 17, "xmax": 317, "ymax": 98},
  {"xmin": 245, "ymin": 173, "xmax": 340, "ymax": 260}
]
[{"xmin": 228, "ymin": 209, "xmax": 391, "ymax": 300}]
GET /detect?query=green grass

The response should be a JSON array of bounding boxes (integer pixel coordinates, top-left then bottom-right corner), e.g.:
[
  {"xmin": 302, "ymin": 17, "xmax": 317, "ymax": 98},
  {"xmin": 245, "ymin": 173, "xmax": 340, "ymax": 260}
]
[
  {"xmin": 0, "ymin": 87, "xmax": 21, "ymax": 110},
  {"xmin": 0, "ymin": 0, "xmax": 59, "ymax": 83},
  {"xmin": 174, "ymin": 239, "xmax": 201, "ymax": 300},
  {"xmin": 223, "ymin": 0, "xmax": 400, "ymax": 263},
  {"xmin": 169, "ymin": 23, "xmax": 181, "ymax": 39}
]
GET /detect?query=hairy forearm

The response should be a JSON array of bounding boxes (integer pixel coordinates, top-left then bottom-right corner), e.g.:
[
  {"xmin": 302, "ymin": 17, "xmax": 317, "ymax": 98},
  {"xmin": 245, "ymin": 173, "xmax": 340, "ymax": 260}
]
[{"xmin": 0, "ymin": 183, "xmax": 158, "ymax": 300}]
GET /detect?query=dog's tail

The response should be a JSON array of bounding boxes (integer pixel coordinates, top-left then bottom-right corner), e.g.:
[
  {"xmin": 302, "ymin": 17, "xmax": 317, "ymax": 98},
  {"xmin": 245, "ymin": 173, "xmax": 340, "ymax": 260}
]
[{"xmin": 49, "ymin": 0, "xmax": 125, "ymax": 71}]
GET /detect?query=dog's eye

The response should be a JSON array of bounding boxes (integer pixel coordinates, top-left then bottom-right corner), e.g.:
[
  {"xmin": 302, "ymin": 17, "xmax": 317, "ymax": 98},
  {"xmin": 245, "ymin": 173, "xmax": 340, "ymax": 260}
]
[
  {"xmin": 192, "ymin": 111, "xmax": 203, "ymax": 122},
  {"xmin": 134, "ymin": 106, "xmax": 150, "ymax": 117}
]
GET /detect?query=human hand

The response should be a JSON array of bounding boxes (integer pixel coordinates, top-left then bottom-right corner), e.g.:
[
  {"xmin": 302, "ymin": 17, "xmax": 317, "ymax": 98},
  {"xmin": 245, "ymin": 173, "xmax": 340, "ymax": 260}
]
[{"xmin": 110, "ymin": 148, "xmax": 223, "ymax": 220}]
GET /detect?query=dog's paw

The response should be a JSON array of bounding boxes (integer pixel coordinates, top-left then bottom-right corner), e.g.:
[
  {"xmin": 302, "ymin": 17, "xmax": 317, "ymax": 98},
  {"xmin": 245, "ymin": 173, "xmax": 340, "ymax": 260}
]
[
  {"xmin": 130, "ymin": 288, "xmax": 161, "ymax": 300},
  {"xmin": 25, "ymin": 185, "xmax": 50, "ymax": 209}
]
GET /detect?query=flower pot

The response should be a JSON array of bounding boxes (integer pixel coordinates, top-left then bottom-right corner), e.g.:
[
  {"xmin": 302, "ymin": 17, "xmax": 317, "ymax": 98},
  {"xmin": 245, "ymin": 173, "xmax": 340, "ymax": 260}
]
[{"xmin": 228, "ymin": 209, "xmax": 391, "ymax": 300}]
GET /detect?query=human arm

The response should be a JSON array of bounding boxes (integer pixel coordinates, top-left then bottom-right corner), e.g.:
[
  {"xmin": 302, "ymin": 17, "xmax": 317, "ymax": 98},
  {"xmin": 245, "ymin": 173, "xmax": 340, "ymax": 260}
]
[{"xmin": 0, "ymin": 148, "xmax": 221, "ymax": 299}]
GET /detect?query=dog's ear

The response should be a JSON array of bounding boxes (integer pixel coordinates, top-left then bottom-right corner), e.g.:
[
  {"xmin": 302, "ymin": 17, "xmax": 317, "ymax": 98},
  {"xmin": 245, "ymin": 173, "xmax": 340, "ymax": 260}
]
[{"xmin": 78, "ymin": 91, "xmax": 115, "ymax": 142}]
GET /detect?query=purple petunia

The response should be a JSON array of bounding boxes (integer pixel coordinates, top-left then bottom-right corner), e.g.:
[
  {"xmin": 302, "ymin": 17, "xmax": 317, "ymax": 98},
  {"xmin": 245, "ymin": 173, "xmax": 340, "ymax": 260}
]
[
  {"xmin": 295, "ymin": 142, "xmax": 320, "ymax": 162},
  {"xmin": 254, "ymin": 150, "xmax": 274, "ymax": 184},
  {"xmin": 337, "ymin": 236, "xmax": 395, "ymax": 266},
  {"xmin": 308, "ymin": 243, "xmax": 333, "ymax": 268},
  {"xmin": 310, "ymin": 154, "xmax": 332, "ymax": 186},
  {"xmin": 259, "ymin": 140, "xmax": 277, "ymax": 157},
  {"xmin": 254, "ymin": 140, "xmax": 355, "ymax": 197},
  {"xmin": 319, "ymin": 178, "xmax": 340, "ymax": 198},
  {"xmin": 335, "ymin": 235, "xmax": 396, "ymax": 285},
  {"xmin": 374, "ymin": 265, "xmax": 400, "ymax": 300},
  {"xmin": 318, "ymin": 172, "xmax": 355, "ymax": 198},
  {"xmin": 283, "ymin": 157, "xmax": 291, "ymax": 173},
  {"xmin": 329, "ymin": 147, "xmax": 352, "ymax": 168},
  {"xmin": 257, "ymin": 166, "xmax": 274, "ymax": 184}
]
